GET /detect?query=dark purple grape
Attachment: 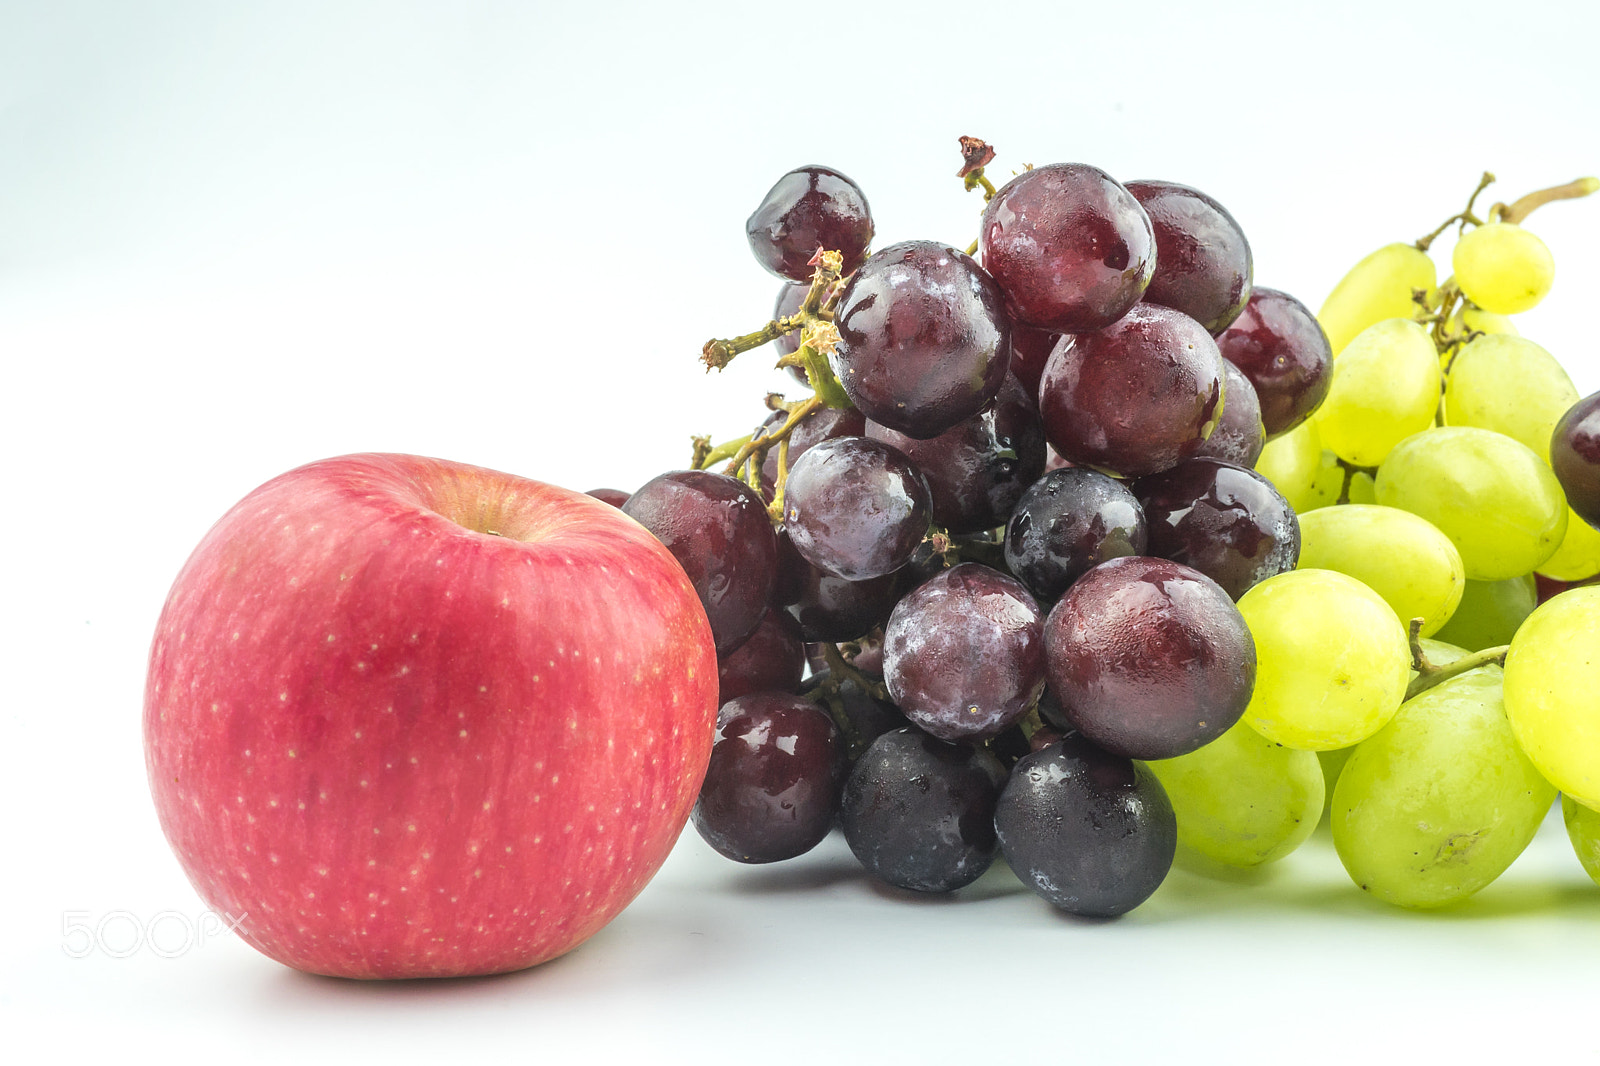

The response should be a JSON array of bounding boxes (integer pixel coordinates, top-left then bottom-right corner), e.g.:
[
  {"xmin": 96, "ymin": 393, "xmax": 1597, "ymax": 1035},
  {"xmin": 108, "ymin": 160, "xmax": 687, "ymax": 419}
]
[
  {"xmin": 771, "ymin": 527, "xmax": 809, "ymax": 608},
  {"xmin": 995, "ymin": 735, "xmax": 1176, "ymax": 917},
  {"xmin": 746, "ymin": 165, "xmax": 873, "ymax": 282},
  {"xmin": 623, "ymin": 471, "xmax": 777, "ymax": 654},
  {"xmin": 585, "ymin": 488, "xmax": 630, "ymax": 508},
  {"xmin": 1044, "ymin": 556, "xmax": 1255, "ymax": 760},
  {"xmin": 1038, "ymin": 304, "xmax": 1224, "ymax": 478},
  {"xmin": 865, "ymin": 375, "xmax": 1046, "ymax": 534},
  {"xmin": 1035, "ymin": 687, "xmax": 1073, "ymax": 733},
  {"xmin": 717, "ymin": 608, "xmax": 805, "ymax": 705},
  {"xmin": 1553, "ymin": 391, "xmax": 1600, "ymax": 528},
  {"xmin": 759, "ymin": 404, "xmax": 868, "ymax": 489},
  {"xmin": 1195, "ymin": 359, "xmax": 1266, "ymax": 467},
  {"xmin": 1004, "ymin": 468, "xmax": 1148, "ymax": 601},
  {"xmin": 1008, "ymin": 322, "xmax": 1061, "ymax": 403},
  {"xmin": 782, "ymin": 437, "xmax": 931, "ymax": 581},
  {"xmin": 1215, "ymin": 287, "xmax": 1333, "ymax": 437},
  {"xmin": 1126, "ymin": 180, "xmax": 1253, "ymax": 335},
  {"xmin": 830, "ymin": 241, "xmax": 1011, "ymax": 439},
  {"xmin": 785, "ymin": 562, "xmax": 904, "ymax": 642},
  {"xmin": 882, "ymin": 563, "xmax": 1046, "ymax": 742},
  {"xmin": 1133, "ymin": 458, "xmax": 1299, "ymax": 600},
  {"xmin": 839, "ymin": 727, "xmax": 1007, "ymax": 892},
  {"xmin": 979, "ymin": 163, "xmax": 1155, "ymax": 333},
  {"xmin": 692, "ymin": 692, "xmax": 846, "ymax": 864},
  {"xmin": 805, "ymin": 670, "xmax": 908, "ymax": 759}
]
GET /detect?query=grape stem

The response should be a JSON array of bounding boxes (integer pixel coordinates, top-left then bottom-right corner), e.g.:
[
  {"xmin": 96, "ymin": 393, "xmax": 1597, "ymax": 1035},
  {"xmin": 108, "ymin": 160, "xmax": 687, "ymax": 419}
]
[
  {"xmin": 1491, "ymin": 176, "xmax": 1600, "ymax": 226},
  {"xmin": 719, "ymin": 395, "xmax": 823, "ymax": 481},
  {"xmin": 957, "ymin": 135, "xmax": 999, "ymax": 256},
  {"xmin": 1405, "ymin": 617, "xmax": 1509, "ymax": 702},
  {"xmin": 1413, "ymin": 172, "xmax": 1494, "ymax": 251},
  {"xmin": 693, "ymin": 432, "xmax": 753, "ymax": 471},
  {"xmin": 701, "ymin": 250, "xmax": 844, "ymax": 371}
]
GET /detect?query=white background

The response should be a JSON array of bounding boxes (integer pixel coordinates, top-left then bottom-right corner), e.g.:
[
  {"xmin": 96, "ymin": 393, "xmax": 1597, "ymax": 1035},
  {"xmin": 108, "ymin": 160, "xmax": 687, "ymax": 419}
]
[{"xmin": 4, "ymin": 1, "xmax": 1600, "ymax": 1061}]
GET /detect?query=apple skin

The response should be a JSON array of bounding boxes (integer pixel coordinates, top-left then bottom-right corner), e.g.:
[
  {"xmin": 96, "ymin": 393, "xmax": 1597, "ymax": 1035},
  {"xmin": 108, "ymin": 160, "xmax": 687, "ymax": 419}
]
[{"xmin": 144, "ymin": 453, "xmax": 718, "ymax": 979}]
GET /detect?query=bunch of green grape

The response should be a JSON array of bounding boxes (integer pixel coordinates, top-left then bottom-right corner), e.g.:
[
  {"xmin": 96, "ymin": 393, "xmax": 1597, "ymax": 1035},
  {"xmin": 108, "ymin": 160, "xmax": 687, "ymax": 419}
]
[{"xmin": 1155, "ymin": 173, "xmax": 1600, "ymax": 909}]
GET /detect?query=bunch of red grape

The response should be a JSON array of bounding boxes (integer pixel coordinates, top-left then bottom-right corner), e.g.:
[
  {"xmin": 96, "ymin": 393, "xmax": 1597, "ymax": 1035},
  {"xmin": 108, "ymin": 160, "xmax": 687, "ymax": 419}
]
[{"xmin": 593, "ymin": 144, "xmax": 1600, "ymax": 917}]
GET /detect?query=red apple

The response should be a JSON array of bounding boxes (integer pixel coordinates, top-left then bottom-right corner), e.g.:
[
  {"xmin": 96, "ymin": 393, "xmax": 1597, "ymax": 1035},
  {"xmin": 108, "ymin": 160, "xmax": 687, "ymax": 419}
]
[{"xmin": 144, "ymin": 453, "xmax": 718, "ymax": 979}]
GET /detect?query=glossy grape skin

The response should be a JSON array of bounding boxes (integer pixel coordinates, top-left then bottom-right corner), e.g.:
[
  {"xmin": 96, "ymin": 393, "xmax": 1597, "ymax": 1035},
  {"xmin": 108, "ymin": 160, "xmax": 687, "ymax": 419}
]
[
  {"xmin": 1552, "ymin": 391, "xmax": 1600, "ymax": 528},
  {"xmin": 1332, "ymin": 662, "xmax": 1555, "ymax": 908},
  {"xmin": 1133, "ymin": 458, "xmax": 1299, "ymax": 600},
  {"xmin": 717, "ymin": 608, "xmax": 805, "ymax": 705},
  {"xmin": 840, "ymin": 727, "xmax": 1007, "ymax": 892},
  {"xmin": 979, "ymin": 163, "xmax": 1156, "ymax": 333},
  {"xmin": 1444, "ymin": 335, "xmax": 1577, "ymax": 460},
  {"xmin": 1216, "ymin": 287, "xmax": 1334, "ymax": 436},
  {"xmin": 1008, "ymin": 322, "xmax": 1062, "ymax": 402},
  {"xmin": 783, "ymin": 558, "xmax": 904, "ymax": 643},
  {"xmin": 1431, "ymin": 576, "xmax": 1537, "ymax": 651},
  {"xmin": 692, "ymin": 692, "xmax": 845, "ymax": 864},
  {"xmin": 1144, "ymin": 717, "xmax": 1323, "ymax": 867},
  {"xmin": 1195, "ymin": 360, "xmax": 1265, "ymax": 467},
  {"xmin": 746, "ymin": 164, "xmax": 873, "ymax": 281},
  {"xmin": 1237, "ymin": 569, "xmax": 1410, "ymax": 750},
  {"xmin": 585, "ymin": 487, "xmax": 630, "ymax": 508},
  {"xmin": 1004, "ymin": 468, "xmax": 1147, "ymax": 602},
  {"xmin": 1453, "ymin": 222, "xmax": 1554, "ymax": 315},
  {"xmin": 623, "ymin": 470, "xmax": 778, "ymax": 654},
  {"xmin": 1502, "ymin": 586, "xmax": 1600, "ymax": 807},
  {"xmin": 1126, "ymin": 179, "xmax": 1253, "ymax": 334},
  {"xmin": 1296, "ymin": 505, "xmax": 1465, "ymax": 638},
  {"xmin": 995, "ymin": 735, "xmax": 1177, "ymax": 918},
  {"xmin": 883, "ymin": 563, "xmax": 1046, "ymax": 742},
  {"xmin": 759, "ymin": 404, "xmax": 867, "ymax": 489},
  {"xmin": 866, "ymin": 376, "xmax": 1046, "ymax": 535},
  {"xmin": 1044, "ymin": 556, "xmax": 1256, "ymax": 759},
  {"xmin": 831, "ymin": 241, "xmax": 1011, "ymax": 439},
  {"xmin": 782, "ymin": 436, "xmax": 931, "ymax": 581},
  {"xmin": 1039, "ymin": 304, "xmax": 1225, "ymax": 478},
  {"xmin": 1317, "ymin": 243, "xmax": 1436, "ymax": 355},
  {"xmin": 1375, "ymin": 427, "xmax": 1567, "ymax": 581}
]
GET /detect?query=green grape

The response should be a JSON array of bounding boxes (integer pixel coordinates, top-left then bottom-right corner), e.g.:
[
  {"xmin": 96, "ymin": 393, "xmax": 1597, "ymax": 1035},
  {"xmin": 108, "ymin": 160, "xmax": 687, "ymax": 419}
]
[
  {"xmin": 1313, "ymin": 319, "xmax": 1440, "ymax": 467},
  {"xmin": 1431, "ymin": 576, "xmax": 1538, "ymax": 650},
  {"xmin": 1318, "ymin": 243, "xmax": 1438, "ymax": 355},
  {"xmin": 1317, "ymin": 746, "xmax": 1355, "ymax": 817},
  {"xmin": 1254, "ymin": 420, "xmax": 1321, "ymax": 513},
  {"xmin": 1237, "ymin": 569, "xmax": 1411, "ymax": 751},
  {"xmin": 1502, "ymin": 586, "xmax": 1600, "ymax": 808},
  {"xmin": 1561, "ymin": 795, "xmax": 1600, "ymax": 887},
  {"xmin": 1301, "ymin": 448, "xmax": 1376, "ymax": 512},
  {"xmin": 1452, "ymin": 304, "xmax": 1519, "ymax": 338},
  {"xmin": 1331, "ymin": 660, "xmax": 1557, "ymax": 908},
  {"xmin": 1297, "ymin": 505, "xmax": 1465, "ymax": 637},
  {"xmin": 1453, "ymin": 222, "xmax": 1555, "ymax": 315},
  {"xmin": 1374, "ymin": 426, "xmax": 1567, "ymax": 580},
  {"xmin": 1443, "ymin": 334, "xmax": 1578, "ymax": 459},
  {"xmin": 1537, "ymin": 508, "xmax": 1600, "ymax": 582},
  {"xmin": 1144, "ymin": 720, "xmax": 1323, "ymax": 867},
  {"xmin": 1314, "ymin": 633, "xmax": 1462, "ymax": 818}
]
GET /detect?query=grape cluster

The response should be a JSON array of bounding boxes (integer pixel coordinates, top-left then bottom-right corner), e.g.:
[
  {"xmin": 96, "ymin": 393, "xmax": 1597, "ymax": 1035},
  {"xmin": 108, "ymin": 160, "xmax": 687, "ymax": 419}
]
[{"xmin": 614, "ymin": 150, "xmax": 1600, "ymax": 917}]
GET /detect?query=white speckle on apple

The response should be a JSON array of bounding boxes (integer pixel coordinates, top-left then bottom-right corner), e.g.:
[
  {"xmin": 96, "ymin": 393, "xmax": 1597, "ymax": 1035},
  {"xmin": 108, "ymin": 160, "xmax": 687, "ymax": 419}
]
[
  {"xmin": 407, "ymin": 823, "xmax": 417, "ymax": 833},
  {"xmin": 458, "ymin": 730, "xmax": 468, "ymax": 739},
  {"xmin": 325, "ymin": 633, "xmax": 336, "ymax": 643},
  {"xmin": 278, "ymin": 692, "xmax": 288, "ymax": 702},
  {"xmin": 270, "ymin": 854, "xmax": 279, "ymax": 864},
  {"xmin": 353, "ymin": 731, "xmax": 362, "ymax": 739},
  {"xmin": 268, "ymin": 799, "xmax": 278, "ymax": 808}
]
